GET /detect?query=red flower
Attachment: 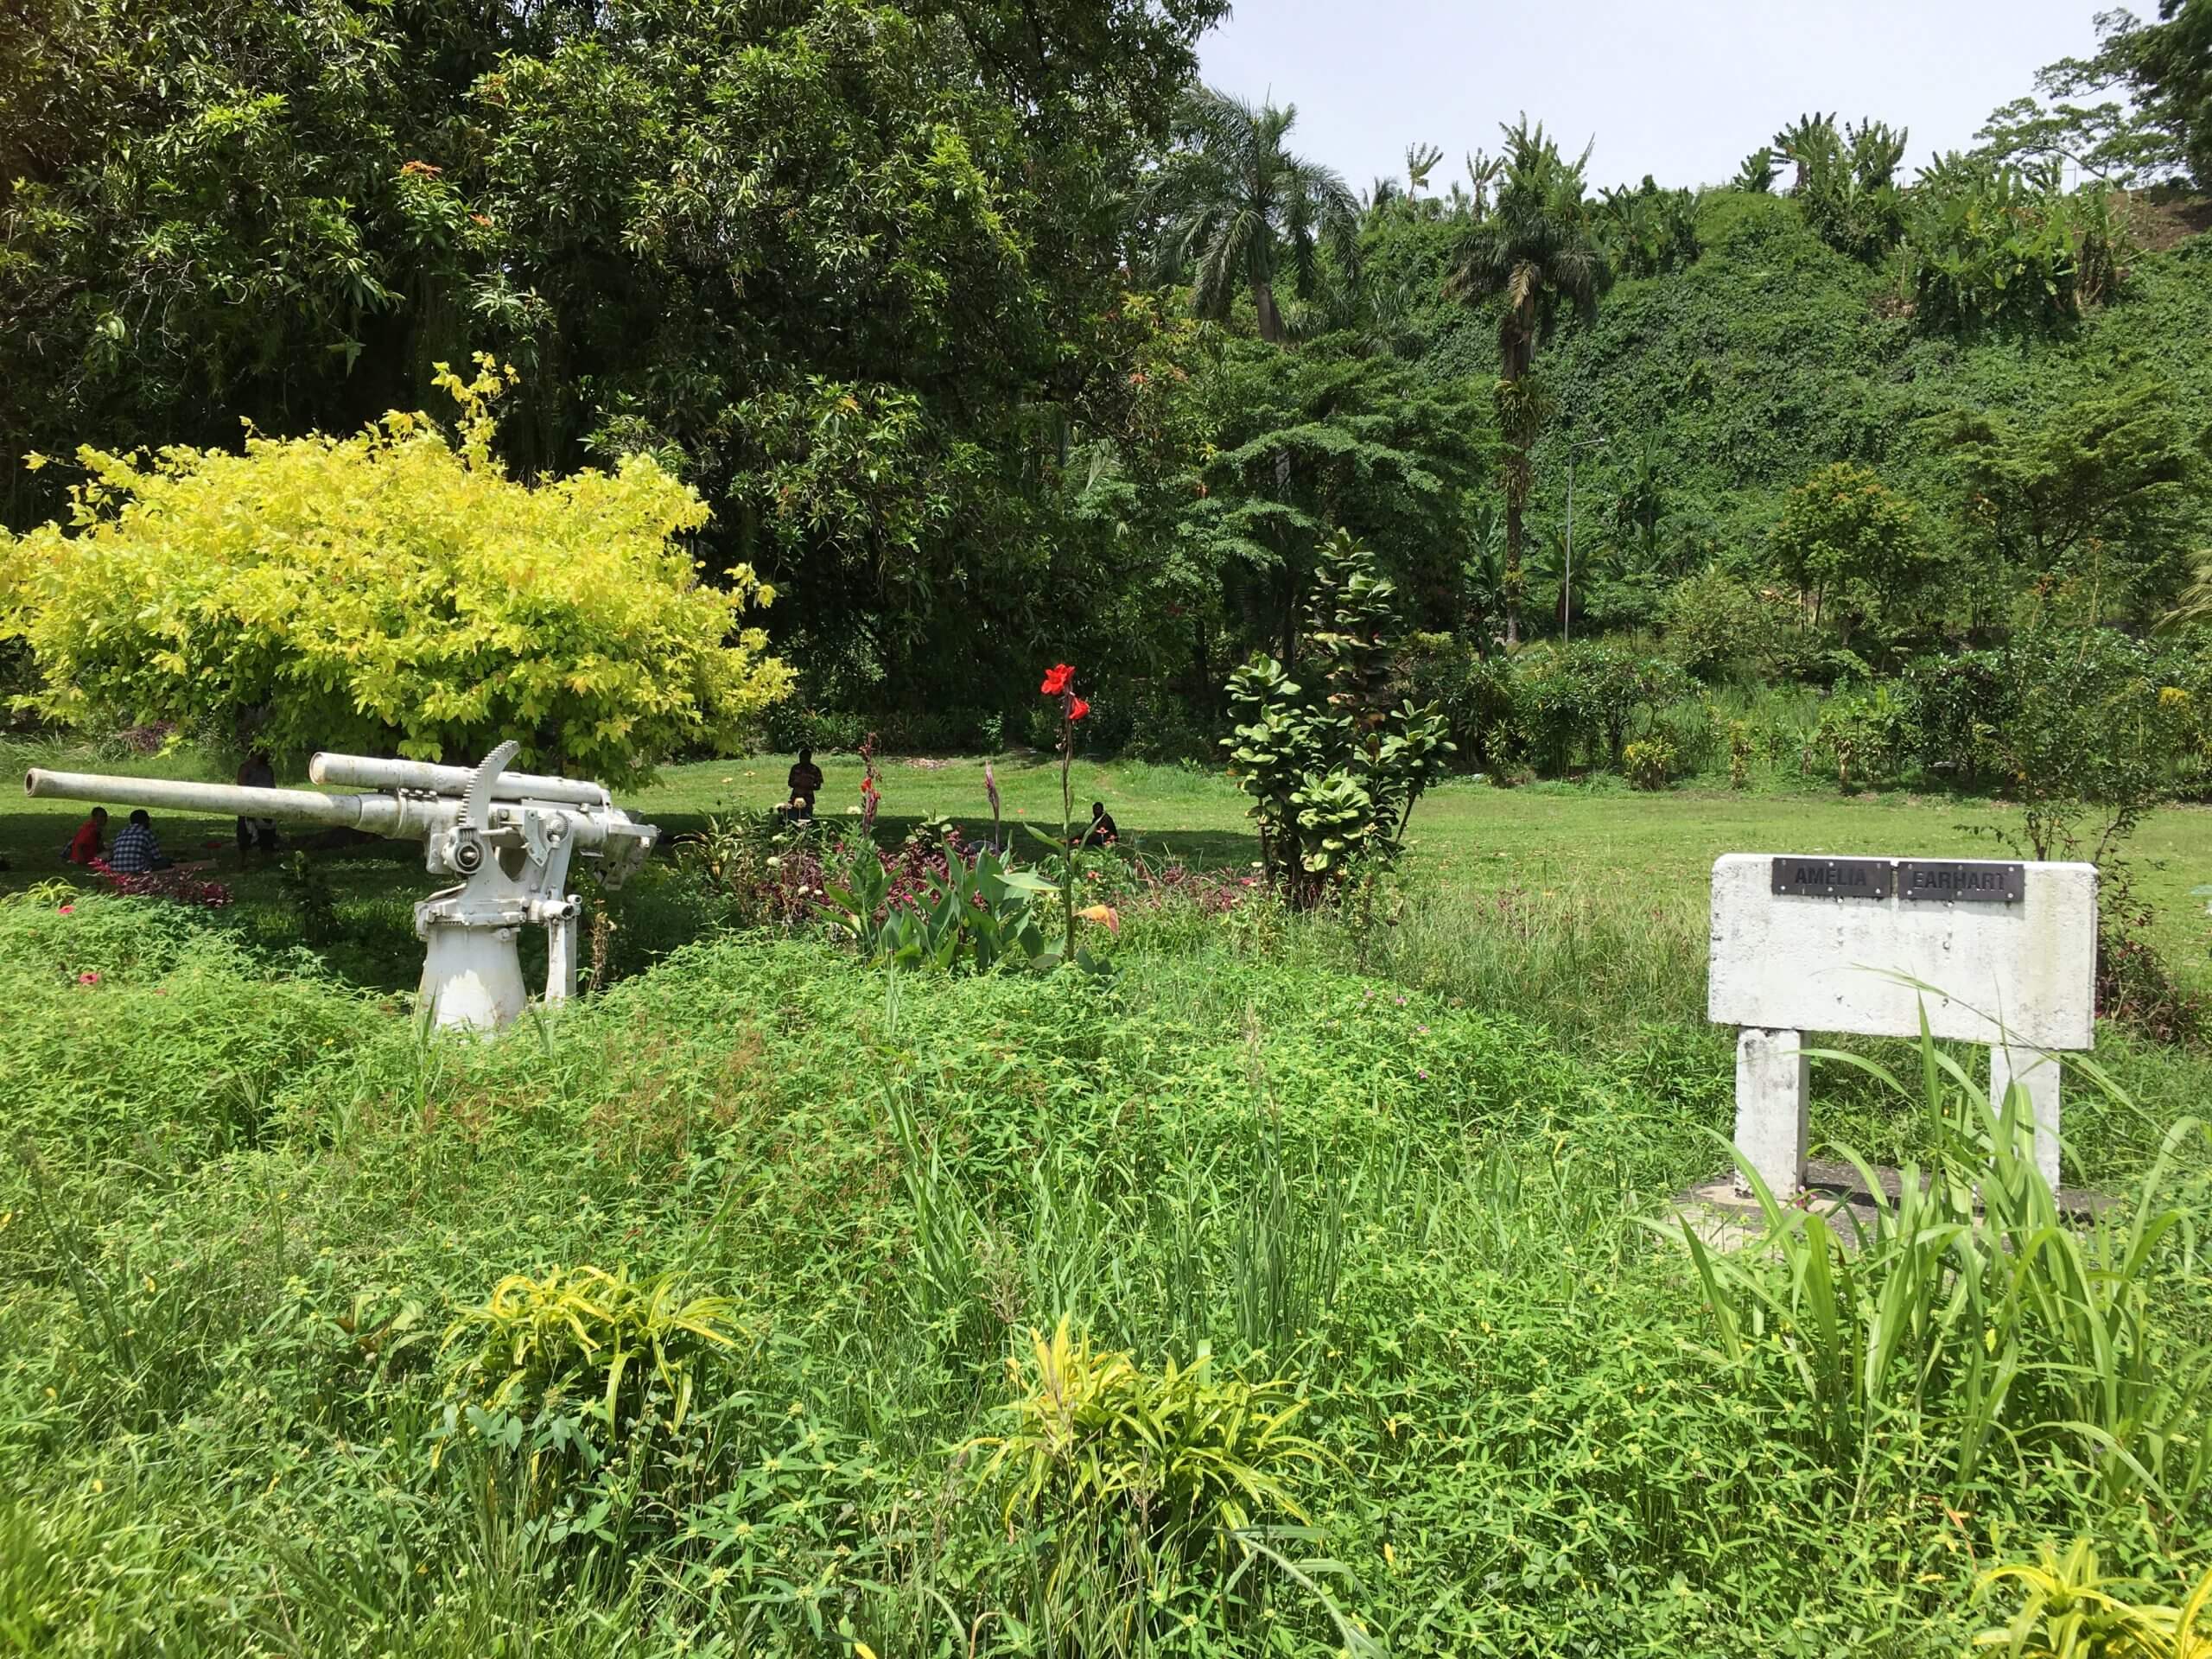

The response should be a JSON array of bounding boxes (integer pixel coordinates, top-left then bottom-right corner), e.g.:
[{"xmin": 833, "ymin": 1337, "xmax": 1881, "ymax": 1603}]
[
  {"xmin": 1067, "ymin": 696, "xmax": 1090, "ymax": 721},
  {"xmin": 1040, "ymin": 664, "xmax": 1075, "ymax": 696}
]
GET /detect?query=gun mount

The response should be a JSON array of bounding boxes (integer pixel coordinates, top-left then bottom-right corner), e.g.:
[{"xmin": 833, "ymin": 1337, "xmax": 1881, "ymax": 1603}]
[{"xmin": 25, "ymin": 741, "xmax": 658, "ymax": 1031}]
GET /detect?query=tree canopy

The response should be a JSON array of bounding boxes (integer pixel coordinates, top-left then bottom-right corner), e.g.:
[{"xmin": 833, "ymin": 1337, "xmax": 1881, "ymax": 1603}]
[{"xmin": 5, "ymin": 0, "xmax": 2212, "ymax": 755}]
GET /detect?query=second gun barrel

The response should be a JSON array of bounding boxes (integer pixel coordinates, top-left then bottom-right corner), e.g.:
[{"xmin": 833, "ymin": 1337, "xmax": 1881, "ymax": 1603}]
[{"xmin": 308, "ymin": 753, "xmax": 610, "ymax": 807}]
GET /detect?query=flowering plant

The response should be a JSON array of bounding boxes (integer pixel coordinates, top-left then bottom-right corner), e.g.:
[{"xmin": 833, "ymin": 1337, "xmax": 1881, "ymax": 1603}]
[
  {"xmin": 823, "ymin": 837, "xmax": 1052, "ymax": 973},
  {"xmin": 1034, "ymin": 660, "xmax": 1103, "ymax": 960},
  {"xmin": 89, "ymin": 859, "xmax": 234, "ymax": 909},
  {"xmin": 859, "ymin": 732, "xmax": 881, "ymax": 833}
]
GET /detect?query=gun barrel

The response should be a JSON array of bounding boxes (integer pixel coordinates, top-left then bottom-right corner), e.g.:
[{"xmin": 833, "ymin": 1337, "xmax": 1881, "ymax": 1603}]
[
  {"xmin": 25, "ymin": 766, "xmax": 652, "ymax": 858},
  {"xmin": 309, "ymin": 753, "xmax": 611, "ymax": 807},
  {"xmin": 25, "ymin": 768, "xmax": 407, "ymax": 836}
]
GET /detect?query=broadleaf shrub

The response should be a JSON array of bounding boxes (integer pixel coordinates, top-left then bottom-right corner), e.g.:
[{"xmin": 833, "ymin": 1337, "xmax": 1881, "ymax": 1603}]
[
  {"xmin": 1511, "ymin": 642, "xmax": 1688, "ymax": 777},
  {"xmin": 976, "ymin": 1317, "xmax": 1322, "ymax": 1550},
  {"xmin": 1223, "ymin": 531, "xmax": 1453, "ymax": 904},
  {"xmin": 1, "ymin": 359, "xmax": 790, "ymax": 783}
]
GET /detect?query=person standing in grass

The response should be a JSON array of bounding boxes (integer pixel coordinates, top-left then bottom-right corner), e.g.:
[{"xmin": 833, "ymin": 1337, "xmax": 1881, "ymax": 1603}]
[
  {"xmin": 107, "ymin": 809, "xmax": 175, "ymax": 874},
  {"xmin": 785, "ymin": 747, "xmax": 824, "ymax": 821},
  {"xmin": 66, "ymin": 806, "xmax": 107, "ymax": 864},
  {"xmin": 235, "ymin": 752, "xmax": 279, "ymax": 861}
]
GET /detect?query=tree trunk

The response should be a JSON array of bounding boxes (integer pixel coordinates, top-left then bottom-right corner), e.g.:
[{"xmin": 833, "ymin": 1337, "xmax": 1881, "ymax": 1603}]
[
  {"xmin": 1498, "ymin": 298, "xmax": 1538, "ymax": 649},
  {"xmin": 1503, "ymin": 493, "xmax": 1522, "ymax": 648},
  {"xmin": 1252, "ymin": 280, "xmax": 1285, "ymax": 345}
]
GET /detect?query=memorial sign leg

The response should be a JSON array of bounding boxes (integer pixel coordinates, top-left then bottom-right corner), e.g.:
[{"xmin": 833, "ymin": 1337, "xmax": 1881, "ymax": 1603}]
[
  {"xmin": 1733, "ymin": 1027, "xmax": 1808, "ymax": 1197},
  {"xmin": 1990, "ymin": 1041, "xmax": 2062, "ymax": 1189}
]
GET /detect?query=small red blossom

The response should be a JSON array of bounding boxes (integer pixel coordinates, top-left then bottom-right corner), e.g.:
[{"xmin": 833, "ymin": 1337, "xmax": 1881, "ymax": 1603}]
[
  {"xmin": 78, "ymin": 971, "xmax": 100, "ymax": 986},
  {"xmin": 57, "ymin": 904, "xmax": 73, "ymax": 915},
  {"xmin": 1067, "ymin": 696, "xmax": 1090, "ymax": 721},
  {"xmin": 1040, "ymin": 664, "xmax": 1075, "ymax": 696}
]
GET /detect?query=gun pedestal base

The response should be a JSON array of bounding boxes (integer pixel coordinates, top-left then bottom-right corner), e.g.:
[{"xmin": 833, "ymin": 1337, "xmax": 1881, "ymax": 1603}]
[{"xmin": 418, "ymin": 921, "xmax": 529, "ymax": 1031}]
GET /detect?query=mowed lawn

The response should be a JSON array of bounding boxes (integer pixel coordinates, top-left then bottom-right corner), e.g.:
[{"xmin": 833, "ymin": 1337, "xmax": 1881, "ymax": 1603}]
[{"xmin": 6, "ymin": 741, "xmax": 2211, "ymax": 988}]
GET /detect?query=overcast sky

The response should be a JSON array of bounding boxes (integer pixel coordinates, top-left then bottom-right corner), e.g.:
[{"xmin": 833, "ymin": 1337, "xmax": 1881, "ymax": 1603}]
[{"xmin": 1198, "ymin": 1, "xmax": 2111, "ymax": 195}]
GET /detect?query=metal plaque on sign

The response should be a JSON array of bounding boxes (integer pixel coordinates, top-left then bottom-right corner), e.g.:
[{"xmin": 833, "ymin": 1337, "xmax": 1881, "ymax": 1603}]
[
  {"xmin": 1770, "ymin": 856, "xmax": 1892, "ymax": 899},
  {"xmin": 1898, "ymin": 861, "xmax": 2024, "ymax": 904}
]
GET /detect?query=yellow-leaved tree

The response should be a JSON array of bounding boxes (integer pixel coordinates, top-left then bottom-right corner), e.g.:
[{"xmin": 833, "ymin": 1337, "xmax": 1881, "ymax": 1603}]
[{"xmin": 1, "ymin": 359, "xmax": 790, "ymax": 784}]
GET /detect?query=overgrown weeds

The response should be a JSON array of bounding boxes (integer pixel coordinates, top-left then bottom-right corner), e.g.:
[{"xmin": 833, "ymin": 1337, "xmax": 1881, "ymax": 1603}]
[
  {"xmin": 1674, "ymin": 1020, "xmax": 2209, "ymax": 1513},
  {"xmin": 3, "ymin": 880, "xmax": 2208, "ymax": 1655}
]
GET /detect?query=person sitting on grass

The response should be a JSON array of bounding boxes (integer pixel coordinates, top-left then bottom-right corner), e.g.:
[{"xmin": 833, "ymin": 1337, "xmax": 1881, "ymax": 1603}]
[
  {"xmin": 107, "ymin": 809, "xmax": 175, "ymax": 874},
  {"xmin": 66, "ymin": 807, "xmax": 107, "ymax": 865},
  {"xmin": 1077, "ymin": 800, "xmax": 1120, "ymax": 849},
  {"xmin": 785, "ymin": 747, "xmax": 824, "ymax": 821}
]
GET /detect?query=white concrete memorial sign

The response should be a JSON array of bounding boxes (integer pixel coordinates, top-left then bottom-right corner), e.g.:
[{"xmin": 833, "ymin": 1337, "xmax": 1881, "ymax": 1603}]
[{"xmin": 1708, "ymin": 854, "xmax": 2096, "ymax": 1192}]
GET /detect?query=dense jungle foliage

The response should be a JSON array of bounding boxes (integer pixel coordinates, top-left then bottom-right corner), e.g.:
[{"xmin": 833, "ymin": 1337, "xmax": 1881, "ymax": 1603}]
[
  {"xmin": 3, "ymin": 0, "xmax": 2212, "ymax": 772},
  {"xmin": 10, "ymin": 5, "xmax": 2212, "ymax": 1652}
]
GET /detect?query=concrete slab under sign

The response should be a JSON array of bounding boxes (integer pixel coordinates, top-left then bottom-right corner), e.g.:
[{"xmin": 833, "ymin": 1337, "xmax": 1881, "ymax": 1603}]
[{"xmin": 1669, "ymin": 1160, "xmax": 2119, "ymax": 1254}]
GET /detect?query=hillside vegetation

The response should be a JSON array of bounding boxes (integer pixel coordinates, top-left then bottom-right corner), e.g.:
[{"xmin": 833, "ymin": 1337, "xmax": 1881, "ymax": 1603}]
[
  {"xmin": 1529, "ymin": 189, "xmax": 2212, "ymax": 621},
  {"xmin": 9, "ymin": 1, "xmax": 2212, "ymax": 755}
]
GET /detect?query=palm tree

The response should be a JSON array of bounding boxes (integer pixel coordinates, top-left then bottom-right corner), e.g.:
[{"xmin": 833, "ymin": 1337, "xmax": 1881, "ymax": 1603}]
[
  {"xmin": 1444, "ymin": 118, "xmax": 1611, "ymax": 645},
  {"xmin": 1147, "ymin": 86, "xmax": 1358, "ymax": 345}
]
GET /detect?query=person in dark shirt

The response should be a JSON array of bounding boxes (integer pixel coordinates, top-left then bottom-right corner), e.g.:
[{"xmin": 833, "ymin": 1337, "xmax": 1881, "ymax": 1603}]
[
  {"xmin": 1078, "ymin": 800, "xmax": 1120, "ymax": 849},
  {"xmin": 67, "ymin": 807, "xmax": 108, "ymax": 864},
  {"xmin": 108, "ymin": 810, "xmax": 175, "ymax": 874},
  {"xmin": 785, "ymin": 747, "xmax": 824, "ymax": 820},
  {"xmin": 236, "ymin": 752, "xmax": 279, "ymax": 860}
]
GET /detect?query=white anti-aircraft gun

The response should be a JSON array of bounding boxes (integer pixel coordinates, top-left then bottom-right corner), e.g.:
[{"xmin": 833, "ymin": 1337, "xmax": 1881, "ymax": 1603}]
[{"xmin": 24, "ymin": 741, "xmax": 657, "ymax": 1031}]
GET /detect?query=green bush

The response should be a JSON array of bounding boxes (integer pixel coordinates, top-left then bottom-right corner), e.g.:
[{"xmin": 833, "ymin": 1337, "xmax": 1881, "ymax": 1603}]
[
  {"xmin": 437, "ymin": 1264, "xmax": 738, "ymax": 1442},
  {"xmin": 1660, "ymin": 568, "xmax": 1791, "ymax": 682},
  {"xmin": 1906, "ymin": 157, "xmax": 2130, "ymax": 333},
  {"xmin": 1983, "ymin": 622, "xmax": 2204, "ymax": 859},
  {"xmin": 1, "ymin": 363, "xmax": 789, "ymax": 784},
  {"xmin": 1623, "ymin": 737, "xmax": 1677, "ymax": 790},
  {"xmin": 821, "ymin": 840, "xmax": 1063, "ymax": 973},
  {"xmin": 1902, "ymin": 651, "xmax": 2011, "ymax": 786},
  {"xmin": 1223, "ymin": 532, "xmax": 1453, "ymax": 903},
  {"xmin": 1404, "ymin": 632, "xmax": 1520, "ymax": 773},
  {"xmin": 0, "ymin": 890, "xmax": 374, "ymax": 1169},
  {"xmin": 1511, "ymin": 641, "xmax": 1689, "ymax": 776},
  {"xmin": 977, "ymin": 1318, "xmax": 1321, "ymax": 1547},
  {"xmin": 1814, "ymin": 680, "xmax": 1915, "ymax": 790},
  {"xmin": 760, "ymin": 705, "xmax": 872, "ymax": 755}
]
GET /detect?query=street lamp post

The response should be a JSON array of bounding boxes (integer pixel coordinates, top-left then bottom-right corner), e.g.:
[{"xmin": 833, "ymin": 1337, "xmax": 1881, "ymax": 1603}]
[{"xmin": 1563, "ymin": 435, "xmax": 1608, "ymax": 644}]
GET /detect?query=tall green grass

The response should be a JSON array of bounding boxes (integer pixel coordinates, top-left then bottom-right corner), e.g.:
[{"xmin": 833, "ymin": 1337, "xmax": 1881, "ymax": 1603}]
[
  {"xmin": 1, "ymin": 889, "xmax": 2207, "ymax": 1655},
  {"xmin": 1677, "ymin": 1029, "xmax": 2210, "ymax": 1513}
]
